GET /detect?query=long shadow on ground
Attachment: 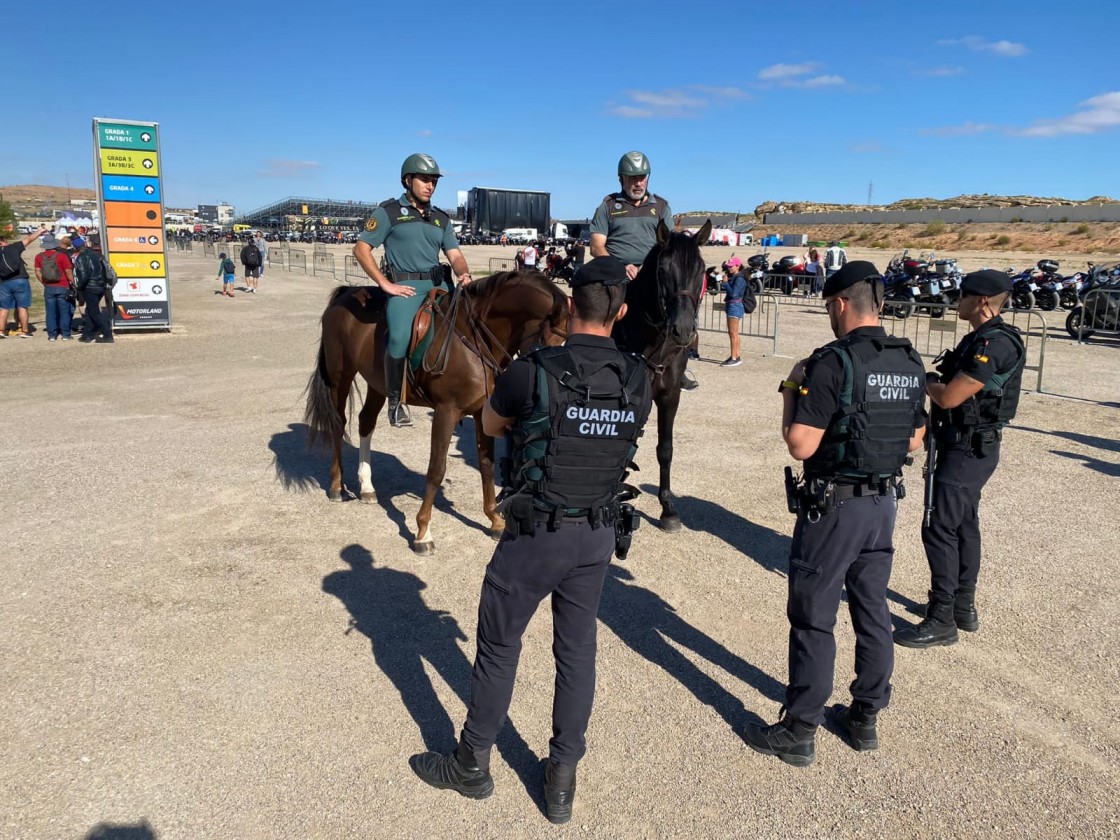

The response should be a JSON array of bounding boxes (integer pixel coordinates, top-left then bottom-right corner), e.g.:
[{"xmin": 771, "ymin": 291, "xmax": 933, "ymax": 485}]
[
  {"xmin": 269, "ymin": 422, "xmax": 491, "ymax": 540},
  {"xmin": 1016, "ymin": 425, "xmax": 1120, "ymax": 454},
  {"xmin": 599, "ymin": 564, "xmax": 783, "ymax": 733},
  {"xmin": 323, "ymin": 543, "xmax": 545, "ymax": 812}
]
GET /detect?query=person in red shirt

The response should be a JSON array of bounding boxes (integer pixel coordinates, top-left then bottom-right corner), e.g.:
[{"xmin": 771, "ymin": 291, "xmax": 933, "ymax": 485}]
[{"xmin": 35, "ymin": 234, "xmax": 75, "ymax": 340}]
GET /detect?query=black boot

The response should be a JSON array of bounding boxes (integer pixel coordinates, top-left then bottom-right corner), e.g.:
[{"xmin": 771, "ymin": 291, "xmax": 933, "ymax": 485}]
[
  {"xmin": 894, "ymin": 593, "xmax": 958, "ymax": 648},
  {"xmin": 836, "ymin": 703, "xmax": 879, "ymax": 751},
  {"xmin": 954, "ymin": 584, "xmax": 979, "ymax": 632},
  {"xmin": 409, "ymin": 742, "xmax": 494, "ymax": 800},
  {"xmin": 384, "ymin": 354, "xmax": 412, "ymax": 428},
  {"xmin": 743, "ymin": 709, "xmax": 816, "ymax": 767},
  {"xmin": 543, "ymin": 760, "xmax": 576, "ymax": 825}
]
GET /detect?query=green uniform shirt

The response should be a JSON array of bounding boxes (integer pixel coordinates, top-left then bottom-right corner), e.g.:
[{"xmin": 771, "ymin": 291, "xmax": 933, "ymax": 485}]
[
  {"xmin": 590, "ymin": 191, "xmax": 672, "ymax": 266},
  {"xmin": 357, "ymin": 193, "xmax": 460, "ymax": 273}
]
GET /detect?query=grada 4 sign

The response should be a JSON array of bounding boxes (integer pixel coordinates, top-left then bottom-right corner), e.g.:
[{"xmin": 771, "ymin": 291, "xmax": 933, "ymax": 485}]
[{"xmin": 93, "ymin": 119, "xmax": 171, "ymax": 328}]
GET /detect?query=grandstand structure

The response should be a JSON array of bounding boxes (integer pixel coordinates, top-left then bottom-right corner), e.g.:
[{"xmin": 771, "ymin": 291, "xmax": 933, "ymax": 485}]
[{"xmin": 235, "ymin": 196, "xmax": 384, "ymax": 232}]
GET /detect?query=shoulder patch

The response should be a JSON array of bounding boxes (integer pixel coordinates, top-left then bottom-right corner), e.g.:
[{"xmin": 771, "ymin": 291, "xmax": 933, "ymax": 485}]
[{"xmin": 365, "ymin": 217, "xmax": 379, "ymax": 232}]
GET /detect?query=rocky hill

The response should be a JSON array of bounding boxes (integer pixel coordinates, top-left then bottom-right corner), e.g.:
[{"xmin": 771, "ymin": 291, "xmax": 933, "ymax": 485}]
[
  {"xmin": 752, "ymin": 194, "xmax": 1118, "ymax": 219},
  {"xmin": 1, "ymin": 184, "xmax": 96, "ymax": 205}
]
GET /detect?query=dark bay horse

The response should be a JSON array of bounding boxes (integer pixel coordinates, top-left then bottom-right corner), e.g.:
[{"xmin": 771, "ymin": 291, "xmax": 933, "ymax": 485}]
[
  {"xmin": 304, "ymin": 271, "xmax": 569, "ymax": 553},
  {"xmin": 613, "ymin": 219, "xmax": 710, "ymax": 531}
]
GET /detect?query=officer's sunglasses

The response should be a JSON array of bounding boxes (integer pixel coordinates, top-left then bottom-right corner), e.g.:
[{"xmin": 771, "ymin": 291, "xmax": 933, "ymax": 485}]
[{"xmin": 823, "ymin": 297, "xmax": 847, "ymax": 311}]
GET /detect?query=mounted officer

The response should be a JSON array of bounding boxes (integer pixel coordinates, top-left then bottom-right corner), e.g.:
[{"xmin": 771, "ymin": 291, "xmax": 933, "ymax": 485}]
[
  {"xmin": 745, "ymin": 261, "xmax": 927, "ymax": 766},
  {"xmin": 894, "ymin": 269, "xmax": 1025, "ymax": 649},
  {"xmin": 410, "ymin": 255, "xmax": 653, "ymax": 825},
  {"xmin": 589, "ymin": 151, "xmax": 673, "ymax": 282},
  {"xmin": 352, "ymin": 153, "xmax": 473, "ymax": 428}
]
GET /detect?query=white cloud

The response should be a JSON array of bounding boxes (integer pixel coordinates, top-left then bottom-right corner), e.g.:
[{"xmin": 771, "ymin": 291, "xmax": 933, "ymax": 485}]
[
  {"xmin": 914, "ymin": 66, "xmax": 965, "ymax": 77},
  {"xmin": 1015, "ymin": 91, "xmax": 1120, "ymax": 137},
  {"xmin": 258, "ymin": 159, "xmax": 321, "ymax": 177},
  {"xmin": 937, "ymin": 35, "xmax": 1028, "ymax": 56},
  {"xmin": 800, "ymin": 75, "xmax": 846, "ymax": 88},
  {"xmin": 758, "ymin": 62, "xmax": 817, "ymax": 80},
  {"xmin": 920, "ymin": 121, "xmax": 996, "ymax": 137},
  {"xmin": 418, "ymin": 129, "xmax": 433, "ymax": 137},
  {"xmin": 608, "ymin": 85, "xmax": 750, "ymax": 119}
]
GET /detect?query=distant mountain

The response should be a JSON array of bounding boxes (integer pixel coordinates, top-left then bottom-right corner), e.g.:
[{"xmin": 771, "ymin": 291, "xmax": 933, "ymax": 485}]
[{"xmin": 1, "ymin": 184, "xmax": 96, "ymax": 205}]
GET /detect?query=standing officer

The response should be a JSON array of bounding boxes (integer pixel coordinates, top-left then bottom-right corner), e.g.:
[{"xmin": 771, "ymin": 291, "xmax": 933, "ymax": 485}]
[
  {"xmin": 744, "ymin": 261, "xmax": 926, "ymax": 766},
  {"xmin": 410, "ymin": 256, "xmax": 653, "ymax": 824},
  {"xmin": 589, "ymin": 151, "xmax": 673, "ymax": 282},
  {"xmin": 894, "ymin": 270, "xmax": 1025, "ymax": 649},
  {"xmin": 352, "ymin": 153, "xmax": 473, "ymax": 428}
]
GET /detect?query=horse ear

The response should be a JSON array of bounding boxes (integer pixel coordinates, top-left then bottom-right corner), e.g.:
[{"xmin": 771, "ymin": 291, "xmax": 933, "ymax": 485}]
[
  {"xmin": 657, "ymin": 219, "xmax": 670, "ymax": 245},
  {"xmin": 697, "ymin": 220, "xmax": 712, "ymax": 244}
]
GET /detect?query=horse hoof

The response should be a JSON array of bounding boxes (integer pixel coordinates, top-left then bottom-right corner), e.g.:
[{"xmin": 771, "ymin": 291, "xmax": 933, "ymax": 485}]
[
  {"xmin": 489, "ymin": 527, "xmax": 504, "ymax": 542},
  {"xmin": 412, "ymin": 540, "xmax": 435, "ymax": 556},
  {"xmin": 328, "ymin": 491, "xmax": 343, "ymax": 503},
  {"xmin": 359, "ymin": 492, "xmax": 376, "ymax": 504},
  {"xmin": 660, "ymin": 514, "xmax": 682, "ymax": 532}
]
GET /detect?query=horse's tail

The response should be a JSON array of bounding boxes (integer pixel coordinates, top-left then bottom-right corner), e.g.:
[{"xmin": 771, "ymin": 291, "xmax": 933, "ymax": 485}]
[{"xmin": 303, "ymin": 313, "xmax": 348, "ymax": 451}]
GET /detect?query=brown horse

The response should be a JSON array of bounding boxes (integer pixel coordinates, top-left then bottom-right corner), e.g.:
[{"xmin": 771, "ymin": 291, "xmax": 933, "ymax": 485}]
[{"xmin": 304, "ymin": 271, "xmax": 569, "ymax": 554}]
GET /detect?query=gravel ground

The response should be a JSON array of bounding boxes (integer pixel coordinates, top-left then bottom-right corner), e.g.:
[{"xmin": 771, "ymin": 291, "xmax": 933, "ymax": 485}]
[{"xmin": 1, "ymin": 244, "xmax": 1117, "ymax": 840}]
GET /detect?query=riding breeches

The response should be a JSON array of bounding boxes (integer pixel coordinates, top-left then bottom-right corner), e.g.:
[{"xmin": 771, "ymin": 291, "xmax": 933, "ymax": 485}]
[{"xmin": 385, "ymin": 279, "xmax": 434, "ymax": 358}]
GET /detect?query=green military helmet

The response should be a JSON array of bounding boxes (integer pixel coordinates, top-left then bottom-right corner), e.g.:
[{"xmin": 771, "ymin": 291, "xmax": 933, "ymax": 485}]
[
  {"xmin": 401, "ymin": 153, "xmax": 442, "ymax": 180},
  {"xmin": 617, "ymin": 151, "xmax": 651, "ymax": 177}
]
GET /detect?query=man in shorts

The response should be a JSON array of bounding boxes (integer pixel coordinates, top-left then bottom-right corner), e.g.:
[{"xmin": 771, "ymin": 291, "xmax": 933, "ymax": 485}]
[{"xmin": 0, "ymin": 225, "xmax": 49, "ymax": 337}]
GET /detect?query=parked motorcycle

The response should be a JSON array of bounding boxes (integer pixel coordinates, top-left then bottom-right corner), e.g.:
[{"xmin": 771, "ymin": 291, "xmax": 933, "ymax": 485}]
[
  {"xmin": 1065, "ymin": 262, "xmax": 1120, "ymax": 339},
  {"xmin": 746, "ymin": 252, "xmax": 768, "ymax": 295},
  {"xmin": 1005, "ymin": 268, "xmax": 1037, "ymax": 311},
  {"xmin": 1033, "ymin": 259, "xmax": 1061, "ymax": 311}
]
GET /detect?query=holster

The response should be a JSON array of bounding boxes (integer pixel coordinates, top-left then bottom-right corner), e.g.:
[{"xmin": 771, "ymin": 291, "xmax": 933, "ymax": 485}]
[
  {"xmin": 614, "ymin": 502, "xmax": 640, "ymax": 561},
  {"xmin": 496, "ymin": 490, "xmax": 536, "ymax": 536}
]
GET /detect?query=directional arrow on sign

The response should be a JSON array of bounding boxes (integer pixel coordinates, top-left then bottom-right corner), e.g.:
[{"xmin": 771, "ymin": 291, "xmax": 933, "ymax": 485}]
[
  {"xmin": 152, "ymin": 285, "xmax": 163, "ymax": 295},
  {"xmin": 150, "ymin": 260, "xmax": 161, "ymax": 271},
  {"xmin": 140, "ymin": 132, "xmax": 152, "ymax": 142},
  {"xmin": 144, "ymin": 185, "xmax": 155, "ymax": 195},
  {"xmin": 142, "ymin": 159, "xmax": 153, "ymax": 169},
  {"xmin": 149, "ymin": 235, "xmax": 160, "ymax": 245}
]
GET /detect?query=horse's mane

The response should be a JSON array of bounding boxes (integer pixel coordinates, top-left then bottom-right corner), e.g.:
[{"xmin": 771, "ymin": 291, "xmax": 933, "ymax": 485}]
[{"xmin": 466, "ymin": 270, "xmax": 569, "ymax": 349}]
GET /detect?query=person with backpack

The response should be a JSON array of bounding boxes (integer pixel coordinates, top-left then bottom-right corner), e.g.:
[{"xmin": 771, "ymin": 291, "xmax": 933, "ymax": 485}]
[
  {"xmin": 824, "ymin": 241, "xmax": 847, "ymax": 282},
  {"xmin": 217, "ymin": 252, "xmax": 237, "ymax": 297},
  {"xmin": 240, "ymin": 240, "xmax": 262, "ymax": 292},
  {"xmin": 34, "ymin": 234, "xmax": 75, "ymax": 341},
  {"xmin": 73, "ymin": 233, "xmax": 115, "ymax": 343},
  {"xmin": 0, "ymin": 225, "xmax": 49, "ymax": 338},
  {"xmin": 253, "ymin": 232, "xmax": 269, "ymax": 278},
  {"xmin": 719, "ymin": 257, "xmax": 756, "ymax": 367},
  {"xmin": 744, "ymin": 261, "xmax": 926, "ymax": 766}
]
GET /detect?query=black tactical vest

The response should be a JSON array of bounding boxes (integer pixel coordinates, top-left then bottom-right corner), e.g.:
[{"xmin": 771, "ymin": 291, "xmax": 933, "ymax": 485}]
[
  {"xmin": 505, "ymin": 345, "xmax": 651, "ymax": 521},
  {"xmin": 934, "ymin": 319, "xmax": 1025, "ymax": 432},
  {"xmin": 804, "ymin": 334, "xmax": 925, "ymax": 482}
]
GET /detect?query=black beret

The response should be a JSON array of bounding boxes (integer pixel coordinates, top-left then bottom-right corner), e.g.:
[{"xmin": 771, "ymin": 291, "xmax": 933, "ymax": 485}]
[
  {"xmin": 960, "ymin": 269, "xmax": 1012, "ymax": 297},
  {"xmin": 570, "ymin": 255, "xmax": 628, "ymax": 288},
  {"xmin": 822, "ymin": 260, "xmax": 881, "ymax": 298}
]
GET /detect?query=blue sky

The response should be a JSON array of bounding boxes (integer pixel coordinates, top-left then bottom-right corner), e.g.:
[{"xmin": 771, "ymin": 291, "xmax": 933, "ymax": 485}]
[{"xmin": 4, "ymin": 0, "xmax": 1118, "ymax": 219}]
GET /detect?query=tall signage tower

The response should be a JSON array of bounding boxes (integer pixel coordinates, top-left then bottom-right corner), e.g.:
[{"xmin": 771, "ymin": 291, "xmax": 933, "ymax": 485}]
[{"xmin": 92, "ymin": 118, "xmax": 171, "ymax": 329}]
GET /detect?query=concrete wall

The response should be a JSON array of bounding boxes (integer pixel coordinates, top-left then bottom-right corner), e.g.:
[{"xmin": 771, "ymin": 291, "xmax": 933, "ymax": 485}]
[{"xmin": 764, "ymin": 205, "xmax": 1120, "ymax": 225}]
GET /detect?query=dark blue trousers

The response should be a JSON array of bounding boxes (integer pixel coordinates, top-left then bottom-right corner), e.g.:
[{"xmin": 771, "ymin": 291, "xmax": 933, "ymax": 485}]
[
  {"xmin": 921, "ymin": 441, "xmax": 1001, "ymax": 599},
  {"xmin": 461, "ymin": 520, "xmax": 614, "ymax": 768},
  {"xmin": 786, "ymin": 494, "xmax": 897, "ymax": 726}
]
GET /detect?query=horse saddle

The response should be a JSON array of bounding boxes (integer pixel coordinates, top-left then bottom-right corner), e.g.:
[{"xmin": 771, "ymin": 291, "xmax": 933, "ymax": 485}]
[{"xmin": 408, "ymin": 288, "xmax": 449, "ymax": 371}]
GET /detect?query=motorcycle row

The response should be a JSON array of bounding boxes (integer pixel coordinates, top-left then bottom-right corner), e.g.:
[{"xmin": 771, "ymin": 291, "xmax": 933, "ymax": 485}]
[{"xmin": 706, "ymin": 247, "xmax": 1120, "ymax": 340}]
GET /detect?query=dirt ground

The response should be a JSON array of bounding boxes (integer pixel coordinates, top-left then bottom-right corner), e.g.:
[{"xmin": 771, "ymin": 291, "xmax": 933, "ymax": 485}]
[{"xmin": 2, "ymin": 243, "xmax": 1117, "ymax": 840}]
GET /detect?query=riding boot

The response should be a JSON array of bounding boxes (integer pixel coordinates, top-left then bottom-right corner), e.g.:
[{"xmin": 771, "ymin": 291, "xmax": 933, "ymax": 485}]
[{"xmin": 384, "ymin": 354, "xmax": 412, "ymax": 428}]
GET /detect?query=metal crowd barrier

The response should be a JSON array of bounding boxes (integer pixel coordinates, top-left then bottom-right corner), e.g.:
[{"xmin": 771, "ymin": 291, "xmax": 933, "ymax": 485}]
[
  {"xmin": 1076, "ymin": 289, "xmax": 1120, "ymax": 344},
  {"xmin": 314, "ymin": 242, "xmax": 327, "ymax": 254},
  {"xmin": 489, "ymin": 257, "xmax": 518, "ymax": 273},
  {"xmin": 268, "ymin": 248, "xmax": 287, "ymax": 271},
  {"xmin": 289, "ymin": 249, "xmax": 307, "ymax": 273},
  {"xmin": 313, "ymin": 252, "xmax": 336, "ymax": 279},
  {"xmin": 344, "ymin": 256, "xmax": 368, "ymax": 286},
  {"xmin": 201, "ymin": 241, "xmax": 216, "ymax": 257},
  {"xmin": 698, "ymin": 292, "xmax": 781, "ymax": 356},
  {"xmin": 880, "ymin": 302, "xmax": 1049, "ymax": 392}
]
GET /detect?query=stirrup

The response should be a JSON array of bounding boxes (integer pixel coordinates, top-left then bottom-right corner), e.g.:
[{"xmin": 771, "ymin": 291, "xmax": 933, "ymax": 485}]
[{"xmin": 389, "ymin": 402, "xmax": 412, "ymax": 428}]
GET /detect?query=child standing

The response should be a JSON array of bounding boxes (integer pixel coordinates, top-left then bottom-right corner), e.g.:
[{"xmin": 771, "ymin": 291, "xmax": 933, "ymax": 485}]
[{"xmin": 217, "ymin": 252, "xmax": 236, "ymax": 297}]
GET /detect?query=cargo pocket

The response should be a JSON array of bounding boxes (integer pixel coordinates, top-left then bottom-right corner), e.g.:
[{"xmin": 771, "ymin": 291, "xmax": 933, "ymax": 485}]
[{"xmin": 484, "ymin": 567, "xmax": 511, "ymax": 596}]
